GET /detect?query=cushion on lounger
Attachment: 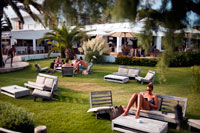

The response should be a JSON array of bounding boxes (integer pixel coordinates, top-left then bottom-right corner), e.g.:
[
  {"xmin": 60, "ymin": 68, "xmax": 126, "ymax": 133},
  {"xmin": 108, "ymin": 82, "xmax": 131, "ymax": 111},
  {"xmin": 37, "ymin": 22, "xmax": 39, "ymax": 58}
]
[
  {"xmin": 144, "ymin": 73, "xmax": 154, "ymax": 80},
  {"xmin": 118, "ymin": 68, "xmax": 129, "ymax": 75},
  {"xmin": 128, "ymin": 69, "xmax": 139, "ymax": 76},
  {"xmin": 28, "ymin": 81, "xmax": 45, "ymax": 88},
  {"xmin": 44, "ymin": 78, "xmax": 54, "ymax": 88},
  {"xmin": 36, "ymin": 76, "xmax": 45, "ymax": 84}
]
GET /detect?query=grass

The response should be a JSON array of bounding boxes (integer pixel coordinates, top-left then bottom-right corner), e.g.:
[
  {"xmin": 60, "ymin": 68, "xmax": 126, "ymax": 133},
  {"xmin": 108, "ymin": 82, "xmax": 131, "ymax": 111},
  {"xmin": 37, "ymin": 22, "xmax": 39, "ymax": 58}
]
[{"xmin": 0, "ymin": 58, "xmax": 200, "ymax": 133}]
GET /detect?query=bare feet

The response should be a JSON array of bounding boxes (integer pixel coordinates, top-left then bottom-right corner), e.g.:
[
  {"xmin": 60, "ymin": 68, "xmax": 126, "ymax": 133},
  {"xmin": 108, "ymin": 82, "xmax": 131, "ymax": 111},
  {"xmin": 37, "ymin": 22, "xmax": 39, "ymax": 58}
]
[
  {"xmin": 121, "ymin": 111, "xmax": 128, "ymax": 116},
  {"xmin": 135, "ymin": 115, "xmax": 139, "ymax": 119},
  {"xmin": 135, "ymin": 111, "xmax": 140, "ymax": 119}
]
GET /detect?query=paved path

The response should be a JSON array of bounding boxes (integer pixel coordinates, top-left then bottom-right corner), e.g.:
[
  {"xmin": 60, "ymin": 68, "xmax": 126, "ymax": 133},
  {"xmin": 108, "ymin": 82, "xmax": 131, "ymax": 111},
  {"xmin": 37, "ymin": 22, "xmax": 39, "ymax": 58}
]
[{"xmin": 0, "ymin": 62, "xmax": 29, "ymax": 73}]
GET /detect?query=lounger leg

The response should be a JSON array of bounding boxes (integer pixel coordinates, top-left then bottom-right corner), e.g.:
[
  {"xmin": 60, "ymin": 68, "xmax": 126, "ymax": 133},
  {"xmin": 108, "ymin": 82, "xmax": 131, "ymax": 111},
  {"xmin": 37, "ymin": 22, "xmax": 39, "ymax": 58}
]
[{"xmin": 188, "ymin": 125, "xmax": 191, "ymax": 132}]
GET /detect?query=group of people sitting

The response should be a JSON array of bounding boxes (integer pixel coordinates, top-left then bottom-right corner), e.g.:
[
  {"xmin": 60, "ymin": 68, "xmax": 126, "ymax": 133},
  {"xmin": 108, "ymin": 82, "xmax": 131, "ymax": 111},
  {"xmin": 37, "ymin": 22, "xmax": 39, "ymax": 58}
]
[{"xmin": 53, "ymin": 56, "xmax": 87, "ymax": 74}]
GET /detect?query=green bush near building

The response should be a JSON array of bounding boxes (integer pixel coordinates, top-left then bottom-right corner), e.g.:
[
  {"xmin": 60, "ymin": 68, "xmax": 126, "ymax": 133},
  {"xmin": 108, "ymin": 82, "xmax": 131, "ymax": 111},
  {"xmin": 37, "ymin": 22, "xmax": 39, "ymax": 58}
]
[
  {"xmin": 169, "ymin": 51, "xmax": 200, "ymax": 67},
  {"xmin": 115, "ymin": 56, "xmax": 158, "ymax": 66},
  {"xmin": 115, "ymin": 51, "xmax": 200, "ymax": 67}
]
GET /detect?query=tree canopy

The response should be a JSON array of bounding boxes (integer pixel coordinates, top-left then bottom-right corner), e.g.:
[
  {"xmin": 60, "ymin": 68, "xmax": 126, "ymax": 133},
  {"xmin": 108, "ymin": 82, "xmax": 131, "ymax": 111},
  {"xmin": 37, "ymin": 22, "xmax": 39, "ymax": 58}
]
[{"xmin": 0, "ymin": 0, "xmax": 43, "ymax": 67}]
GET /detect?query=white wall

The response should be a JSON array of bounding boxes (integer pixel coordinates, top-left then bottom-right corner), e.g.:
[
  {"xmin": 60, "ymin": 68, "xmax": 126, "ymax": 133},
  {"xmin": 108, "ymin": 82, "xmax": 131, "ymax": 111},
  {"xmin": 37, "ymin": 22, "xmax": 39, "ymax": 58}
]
[{"xmin": 156, "ymin": 36, "xmax": 162, "ymax": 51}]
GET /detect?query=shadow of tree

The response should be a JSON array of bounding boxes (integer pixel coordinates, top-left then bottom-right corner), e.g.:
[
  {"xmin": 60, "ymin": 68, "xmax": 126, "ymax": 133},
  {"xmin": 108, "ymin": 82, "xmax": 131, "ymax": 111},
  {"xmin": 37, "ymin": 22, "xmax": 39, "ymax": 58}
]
[{"xmin": 56, "ymin": 87, "xmax": 89, "ymax": 105}]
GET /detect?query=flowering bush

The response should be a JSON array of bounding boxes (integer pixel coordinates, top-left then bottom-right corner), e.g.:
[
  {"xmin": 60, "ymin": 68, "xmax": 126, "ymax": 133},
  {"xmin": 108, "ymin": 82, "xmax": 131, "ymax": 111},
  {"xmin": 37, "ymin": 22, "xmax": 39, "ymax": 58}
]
[{"xmin": 79, "ymin": 36, "xmax": 110, "ymax": 63}]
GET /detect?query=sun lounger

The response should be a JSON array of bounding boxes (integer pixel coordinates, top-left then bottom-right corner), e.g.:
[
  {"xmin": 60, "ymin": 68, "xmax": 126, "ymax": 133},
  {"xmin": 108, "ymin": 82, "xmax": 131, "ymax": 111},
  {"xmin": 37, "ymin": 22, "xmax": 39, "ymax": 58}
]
[
  {"xmin": 113, "ymin": 66, "xmax": 141, "ymax": 79},
  {"xmin": 87, "ymin": 90, "xmax": 113, "ymax": 119},
  {"xmin": 32, "ymin": 81, "xmax": 56, "ymax": 101},
  {"xmin": 24, "ymin": 73, "xmax": 58, "ymax": 91},
  {"xmin": 35, "ymin": 63, "xmax": 49, "ymax": 73},
  {"xmin": 135, "ymin": 70, "xmax": 156, "ymax": 84}
]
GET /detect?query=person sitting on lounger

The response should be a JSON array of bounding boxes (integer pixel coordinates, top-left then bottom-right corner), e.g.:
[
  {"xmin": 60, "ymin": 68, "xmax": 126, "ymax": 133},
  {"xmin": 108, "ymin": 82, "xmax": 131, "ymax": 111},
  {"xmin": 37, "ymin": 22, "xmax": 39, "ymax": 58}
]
[
  {"xmin": 121, "ymin": 82, "xmax": 158, "ymax": 119},
  {"xmin": 54, "ymin": 56, "xmax": 62, "ymax": 70},
  {"xmin": 62, "ymin": 59, "xmax": 72, "ymax": 67},
  {"xmin": 74, "ymin": 56, "xmax": 87, "ymax": 73},
  {"xmin": 72, "ymin": 56, "xmax": 77, "ymax": 65}
]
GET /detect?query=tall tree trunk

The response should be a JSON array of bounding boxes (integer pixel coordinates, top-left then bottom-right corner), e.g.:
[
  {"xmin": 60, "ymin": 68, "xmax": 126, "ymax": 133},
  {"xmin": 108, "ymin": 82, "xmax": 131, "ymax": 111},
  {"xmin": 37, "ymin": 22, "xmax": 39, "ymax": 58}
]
[
  {"xmin": 65, "ymin": 48, "xmax": 74, "ymax": 60},
  {"xmin": 0, "ymin": 5, "xmax": 3, "ymax": 67}
]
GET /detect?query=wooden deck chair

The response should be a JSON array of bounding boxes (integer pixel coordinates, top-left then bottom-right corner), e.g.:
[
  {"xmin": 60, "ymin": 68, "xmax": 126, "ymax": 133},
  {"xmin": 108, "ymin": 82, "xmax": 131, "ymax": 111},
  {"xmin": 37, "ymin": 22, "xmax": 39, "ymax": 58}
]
[
  {"xmin": 62, "ymin": 66, "xmax": 74, "ymax": 77},
  {"xmin": 87, "ymin": 90, "xmax": 113, "ymax": 119},
  {"xmin": 135, "ymin": 70, "xmax": 156, "ymax": 84}
]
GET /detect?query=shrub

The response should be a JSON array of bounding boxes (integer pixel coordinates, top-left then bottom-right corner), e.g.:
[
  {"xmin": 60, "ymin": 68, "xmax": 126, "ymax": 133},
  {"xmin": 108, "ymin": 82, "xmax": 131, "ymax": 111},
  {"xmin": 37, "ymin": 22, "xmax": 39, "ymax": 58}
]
[
  {"xmin": 0, "ymin": 101, "xmax": 35, "ymax": 133},
  {"xmin": 191, "ymin": 65, "xmax": 200, "ymax": 92},
  {"xmin": 115, "ymin": 56, "xmax": 158, "ymax": 66},
  {"xmin": 169, "ymin": 51, "xmax": 200, "ymax": 67},
  {"xmin": 79, "ymin": 36, "xmax": 110, "ymax": 63}
]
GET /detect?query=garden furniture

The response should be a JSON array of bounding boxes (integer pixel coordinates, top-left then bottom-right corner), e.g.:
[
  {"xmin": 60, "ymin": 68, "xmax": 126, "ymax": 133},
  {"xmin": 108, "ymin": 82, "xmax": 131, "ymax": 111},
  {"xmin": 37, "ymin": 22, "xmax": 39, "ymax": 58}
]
[
  {"xmin": 0, "ymin": 85, "xmax": 30, "ymax": 98},
  {"xmin": 24, "ymin": 73, "xmax": 58, "ymax": 91},
  {"xmin": 188, "ymin": 119, "xmax": 200, "ymax": 131},
  {"xmin": 113, "ymin": 66, "xmax": 141, "ymax": 78},
  {"xmin": 35, "ymin": 63, "xmax": 49, "ymax": 73},
  {"xmin": 135, "ymin": 70, "xmax": 156, "ymax": 84},
  {"xmin": 112, "ymin": 115, "xmax": 168, "ymax": 133},
  {"xmin": 62, "ymin": 66, "xmax": 74, "ymax": 77},
  {"xmin": 104, "ymin": 74, "xmax": 129, "ymax": 83},
  {"xmin": 129, "ymin": 93, "xmax": 188, "ymax": 127},
  {"xmin": 32, "ymin": 85, "xmax": 55, "ymax": 101},
  {"xmin": 86, "ymin": 62, "xmax": 93, "ymax": 74},
  {"xmin": 87, "ymin": 90, "xmax": 113, "ymax": 119}
]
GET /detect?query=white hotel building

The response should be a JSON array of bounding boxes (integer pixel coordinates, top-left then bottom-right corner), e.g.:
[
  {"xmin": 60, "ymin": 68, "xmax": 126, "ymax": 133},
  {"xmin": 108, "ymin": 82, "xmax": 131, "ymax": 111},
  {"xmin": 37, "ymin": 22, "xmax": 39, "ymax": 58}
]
[{"xmin": 2, "ymin": 7, "xmax": 164, "ymax": 57}]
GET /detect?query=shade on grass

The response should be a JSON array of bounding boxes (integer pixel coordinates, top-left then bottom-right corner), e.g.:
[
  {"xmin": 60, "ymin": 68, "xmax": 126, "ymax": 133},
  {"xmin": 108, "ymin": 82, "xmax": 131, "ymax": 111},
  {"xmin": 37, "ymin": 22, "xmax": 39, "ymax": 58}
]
[{"xmin": 0, "ymin": 59, "xmax": 199, "ymax": 133}]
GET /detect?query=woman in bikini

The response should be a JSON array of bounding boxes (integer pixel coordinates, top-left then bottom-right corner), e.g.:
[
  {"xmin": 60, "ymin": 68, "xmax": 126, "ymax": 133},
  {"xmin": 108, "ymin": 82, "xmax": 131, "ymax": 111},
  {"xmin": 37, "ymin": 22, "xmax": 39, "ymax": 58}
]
[{"xmin": 121, "ymin": 82, "xmax": 158, "ymax": 119}]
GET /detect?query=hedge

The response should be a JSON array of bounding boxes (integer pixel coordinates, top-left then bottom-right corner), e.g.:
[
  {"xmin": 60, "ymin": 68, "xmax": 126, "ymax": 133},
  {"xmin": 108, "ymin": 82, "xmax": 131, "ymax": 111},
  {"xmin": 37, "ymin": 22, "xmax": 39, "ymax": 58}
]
[
  {"xmin": 169, "ymin": 51, "xmax": 200, "ymax": 67},
  {"xmin": 0, "ymin": 101, "xmax": 35, "ymax": 133},
  {"xmin": 115, "ymin": 51, "xmax": 200, "ymax": 67},
  {"xmin": 115, "ymin": 56, "xmax": 158, "ymax": 66}
]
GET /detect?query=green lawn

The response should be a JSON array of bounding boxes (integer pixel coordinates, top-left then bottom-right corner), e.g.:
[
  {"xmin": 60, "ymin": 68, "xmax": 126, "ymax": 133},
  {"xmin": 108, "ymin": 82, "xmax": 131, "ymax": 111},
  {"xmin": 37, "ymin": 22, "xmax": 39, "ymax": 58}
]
[{"xmin": 0, "ymin": 59, "xmax": 199, "ymax": 133}]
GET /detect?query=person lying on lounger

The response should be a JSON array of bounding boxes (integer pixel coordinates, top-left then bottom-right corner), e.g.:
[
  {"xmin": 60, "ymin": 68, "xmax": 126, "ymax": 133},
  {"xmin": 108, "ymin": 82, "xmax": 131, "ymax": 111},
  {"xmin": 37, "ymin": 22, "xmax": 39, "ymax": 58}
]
[{"xmin": 121, "ymin": 82, "xmax": 158, "ymax": 119}]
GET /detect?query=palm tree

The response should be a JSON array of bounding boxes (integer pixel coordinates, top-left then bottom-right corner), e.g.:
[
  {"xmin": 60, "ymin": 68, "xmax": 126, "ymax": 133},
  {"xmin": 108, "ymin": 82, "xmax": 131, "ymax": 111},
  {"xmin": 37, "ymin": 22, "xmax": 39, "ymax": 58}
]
[
  {"xmin": 41, "ymin": 24, "xmax": 87, "ymax": 59},
  {"xmin": 0, "ymin": 0, "xmax": 43, "ymax": 67}
]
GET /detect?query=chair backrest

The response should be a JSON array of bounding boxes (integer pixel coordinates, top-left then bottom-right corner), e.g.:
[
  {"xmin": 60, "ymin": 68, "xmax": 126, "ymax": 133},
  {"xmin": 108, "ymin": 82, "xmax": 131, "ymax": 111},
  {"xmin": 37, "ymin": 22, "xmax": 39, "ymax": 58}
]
[
  {"xmin": 62, "ymin": 66, "xmax": 74, "ymax": 77},
  {"xmin": 157, "ymin": 94, "xmax": 188, "ymax": 118},
  {"xmin": 144, "ymin": 70, "xmax": 156, "ymax": 83},
  {"xmin": 38, "ymin": 73, "xmax": 58, "ymax": 90},
  {"xmin": 127, "ymin": 67, "xmax": 141, "ymax": 76},
  {"xmin": 140, "ymin": 92, "xmax": 188, "ymax": 118},
  {"xmin": 35, "ymin": 64, "xmax": 41, "ymax": 72},
  {"xmin": 87, "ymin": 62, "xmax": 93, "ymax": 74},
  {"xmin": 90, "ymin": 90, "xmax": 113, "ymax": 108},
  {"xmin": 118, "ymin": 66, "xmax": 129, "ymax": 74}
]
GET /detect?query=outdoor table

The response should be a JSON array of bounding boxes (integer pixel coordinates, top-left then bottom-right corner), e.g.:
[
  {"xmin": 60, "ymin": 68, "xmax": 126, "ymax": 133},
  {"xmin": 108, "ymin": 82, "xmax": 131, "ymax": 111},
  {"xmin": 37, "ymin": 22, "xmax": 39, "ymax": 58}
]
[
  {"xmin": 112, "ymin": 115, "xmax": 168, "ymax": 133},
  {"xmin": 1, "ymin": 85, "xmax": 30, "ymax": 98},
  {"xmin": 104, "ymin": 74, "xmax": 129, "ymax": 83}
]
